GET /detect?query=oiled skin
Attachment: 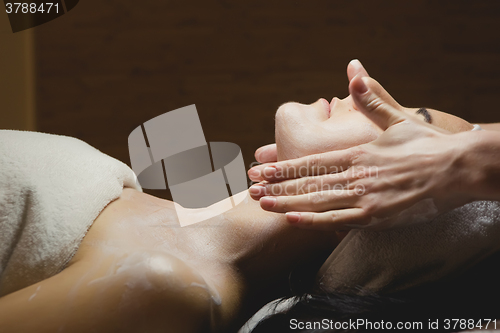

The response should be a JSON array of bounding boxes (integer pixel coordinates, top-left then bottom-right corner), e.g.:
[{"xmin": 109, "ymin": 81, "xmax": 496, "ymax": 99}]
[{"xmin": 0, "ymin": 188, "xmax": 338, "ymax": 332}]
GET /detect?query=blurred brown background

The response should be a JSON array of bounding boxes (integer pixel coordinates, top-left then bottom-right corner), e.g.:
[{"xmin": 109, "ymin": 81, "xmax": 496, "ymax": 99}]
[
  {"xmin": 2, "ymin": 0, "xmax": 500, "ymax": 198},
  {"xmin": 0, "ymin": 13, "xmax": 35, "ymax": 131}
]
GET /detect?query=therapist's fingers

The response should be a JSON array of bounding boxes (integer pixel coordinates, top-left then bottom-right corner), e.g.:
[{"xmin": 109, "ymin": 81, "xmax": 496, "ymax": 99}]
[
  {"xmin": 347, "ymin": 59, "xmax": 369, "ymax": 82},
  {"xmin": 254, "ymin": 143, "xmax": 278, "ymax": 163},
  {"xmin": 349, "ymin": 75, "xmax": 407, "ymax": 131},
  {"xmin": 258, "ymin": 189, "xmax": 359, "ymax": 213},
  {"xmin": 248, "ymin": 167, "xmax": 366, "ymax": 199},
  {"xmin": 247, "ymin": 147, "xmax": 358, "ymax": 182},
  {"xmin": 285, "ymin": 209, "xmax": 369, "ymax": 231}
]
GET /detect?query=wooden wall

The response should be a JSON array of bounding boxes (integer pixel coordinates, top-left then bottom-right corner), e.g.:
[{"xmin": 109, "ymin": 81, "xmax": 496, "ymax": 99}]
[
  {"xmin": 0, "ymin": 13, "xmax": 35, "ymax": 131},
  {"xmin": 34, "ymin": 0, "xmax": 500, "ymax": 197}
]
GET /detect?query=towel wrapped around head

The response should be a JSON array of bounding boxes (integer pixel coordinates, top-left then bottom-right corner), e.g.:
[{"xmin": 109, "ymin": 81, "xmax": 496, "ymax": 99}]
[
  {"xmin": 0, "ymin": 130, "xmax": 141, "ymax": 296},
  {"xmin": 317, "ymin": 200, "xmax": 500, "ymax": 294}
]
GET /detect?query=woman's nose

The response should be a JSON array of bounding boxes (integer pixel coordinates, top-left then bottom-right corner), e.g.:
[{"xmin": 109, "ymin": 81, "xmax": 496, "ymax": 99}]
[{"xmin": 340, "ymin": 95, "xmax": 358, "ymax": 111}]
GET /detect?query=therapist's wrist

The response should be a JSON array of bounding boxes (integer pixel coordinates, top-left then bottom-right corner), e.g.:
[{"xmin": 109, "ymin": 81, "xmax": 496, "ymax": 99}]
[{"xmin": 423, "ymin": 132, "xmax": 475, "ymax": 209}]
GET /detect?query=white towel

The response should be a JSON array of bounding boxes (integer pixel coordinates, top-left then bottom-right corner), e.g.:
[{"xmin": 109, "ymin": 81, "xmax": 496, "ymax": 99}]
[
  {"xmin": 0, "ymin": 130, "xmax": 141, "ymax": 296},
  {"xmin": 317, "ymin": 200, "xmax": 500, "ymax": 294}
]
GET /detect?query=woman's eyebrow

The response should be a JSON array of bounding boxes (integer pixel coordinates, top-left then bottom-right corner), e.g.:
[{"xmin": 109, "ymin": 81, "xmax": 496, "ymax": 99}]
[{"xmin": 416, "ymin": 107, "xmax": 432, "ymax": 123}]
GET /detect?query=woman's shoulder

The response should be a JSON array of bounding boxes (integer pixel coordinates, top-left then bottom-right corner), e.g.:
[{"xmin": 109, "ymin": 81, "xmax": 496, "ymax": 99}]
[
  {"xmin": 69, "ymin": 188, "xmax": 201, "ymax": 288},
  {"xmin": 0, "ymin": 241, "xmax": 214, "ymax": 332},
  {"xmin": 66, "ymin": 188, "xmax": 216, "ymax": 330}
]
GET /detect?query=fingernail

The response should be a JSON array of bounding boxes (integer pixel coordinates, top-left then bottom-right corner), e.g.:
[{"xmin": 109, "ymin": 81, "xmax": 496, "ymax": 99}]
[
  {"xmin": 286, "ymin": 212, "xmax": 301, "ymax": 223},
  {"xmin": 248, "ymin": 168, "xmax": 260, "ymax": 179},
  {"xmin": 263, "ymin": 166, "xmax": 277, "ymax": 178},
  {"xmin": 255, "ymin": 149, "xmax": 263, "ymax": 161},
  {"xmin": 350, "ymin": 59, "xmax": 367, "ymax": 77},
  {"xmin": 249, "ymin": 185, "xmax": 265, "ymax": 196},
  {"xmin": 350, "ymin": 59, "xmax": 361, "ymax": 69},
  {"xmin": 354, "ymin": 76, "xmax": 369, "ymax": 94},
  {"xmin": 260, "ymin": 196, "xmax": 277, "ymax": 208}
]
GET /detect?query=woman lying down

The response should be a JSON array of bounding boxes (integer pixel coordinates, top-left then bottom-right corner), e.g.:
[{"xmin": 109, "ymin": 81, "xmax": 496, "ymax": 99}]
[{"xmin": 1, "ymin": 66, "xmax": 499, "ymax": 333}]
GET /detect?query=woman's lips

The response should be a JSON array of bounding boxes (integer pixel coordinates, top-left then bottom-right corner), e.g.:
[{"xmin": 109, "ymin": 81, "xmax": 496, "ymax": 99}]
[{"xmin": 319, "ymin": 98, "xmax": 331, "ymax": 118}]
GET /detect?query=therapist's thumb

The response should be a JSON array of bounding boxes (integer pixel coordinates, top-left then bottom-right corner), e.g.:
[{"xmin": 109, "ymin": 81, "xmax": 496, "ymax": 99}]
[{"xmin": 349, "ymin": 75, "xmax": 406, "ymax": 130}]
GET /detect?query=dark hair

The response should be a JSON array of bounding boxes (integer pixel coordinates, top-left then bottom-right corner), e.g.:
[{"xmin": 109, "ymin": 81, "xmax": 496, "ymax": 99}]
[{"xmin": 251, "ymin": 251, "xmax": 500, "ymax": 333}]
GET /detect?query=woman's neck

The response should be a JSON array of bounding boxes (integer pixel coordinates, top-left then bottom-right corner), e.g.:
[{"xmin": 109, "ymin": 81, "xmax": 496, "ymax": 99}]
[
  {"xmin": 161, "ymin": 190, "xmax": 338, "ymax": 329},
  {"xmin": 87, "ymin": 188, "xmax": 338, "ymax": 331}
]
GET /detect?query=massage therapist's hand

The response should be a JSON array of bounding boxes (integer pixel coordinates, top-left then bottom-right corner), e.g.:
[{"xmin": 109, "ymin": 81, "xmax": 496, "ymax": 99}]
[{"xmin": 248, "ymin": 75, "xmax": 480, "ymax": 230}]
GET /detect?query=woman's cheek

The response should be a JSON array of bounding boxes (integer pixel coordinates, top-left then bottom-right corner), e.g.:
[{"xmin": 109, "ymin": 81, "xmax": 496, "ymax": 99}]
[
  {"xmin": 323, "ymin": 121, "xmax": 381, "ymax": 148},
  {"xmin": 275, "ymin": 117, "xmax": 316, "ymax": 160}
]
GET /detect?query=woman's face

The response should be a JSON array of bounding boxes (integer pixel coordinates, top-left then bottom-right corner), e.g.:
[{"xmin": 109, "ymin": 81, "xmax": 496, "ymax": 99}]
[{"xmin": 275, "ymin": 95, "xmax": 473, "ymax": 161}]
